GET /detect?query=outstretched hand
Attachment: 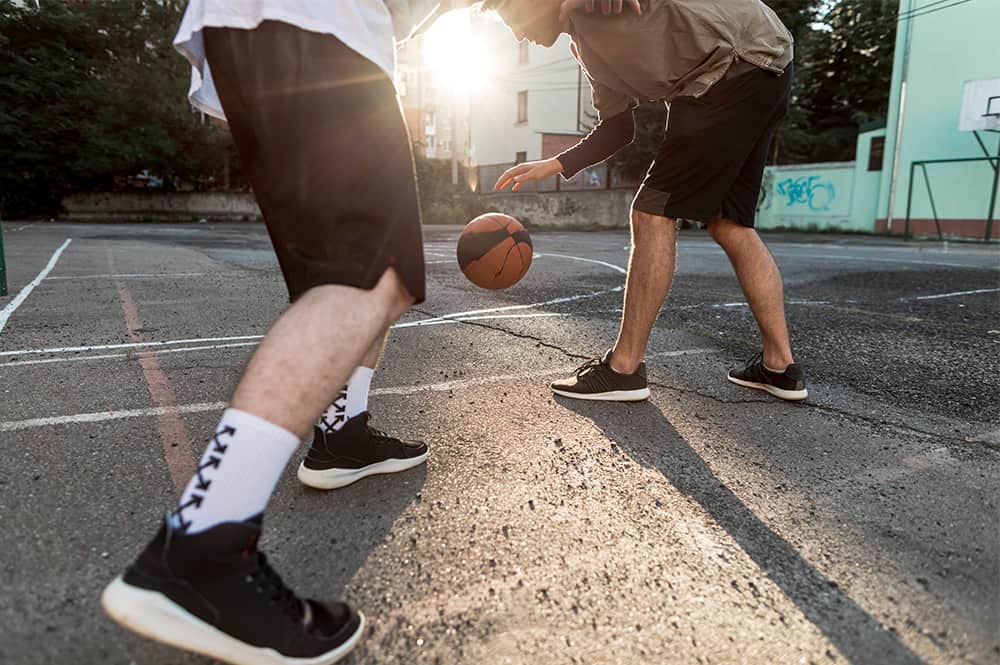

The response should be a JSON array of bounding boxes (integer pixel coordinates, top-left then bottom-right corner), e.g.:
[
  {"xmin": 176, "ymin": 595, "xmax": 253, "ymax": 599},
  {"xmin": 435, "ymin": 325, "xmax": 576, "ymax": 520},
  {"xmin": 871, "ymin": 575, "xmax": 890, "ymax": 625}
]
[
  {"xmin": 559, "ymin": 0, "xmax": 642, "ymax": 22},
  {"xmin": 495, "ymin": 159, "xmax": 564, "ymax": 192}
]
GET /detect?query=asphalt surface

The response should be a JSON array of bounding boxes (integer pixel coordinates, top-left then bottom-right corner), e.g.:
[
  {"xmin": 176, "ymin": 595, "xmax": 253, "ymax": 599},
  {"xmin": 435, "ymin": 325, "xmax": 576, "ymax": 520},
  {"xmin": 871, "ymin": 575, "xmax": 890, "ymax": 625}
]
[{"xmin": 0, "ymin": 221, "xmax": 998, "ymax": 665}]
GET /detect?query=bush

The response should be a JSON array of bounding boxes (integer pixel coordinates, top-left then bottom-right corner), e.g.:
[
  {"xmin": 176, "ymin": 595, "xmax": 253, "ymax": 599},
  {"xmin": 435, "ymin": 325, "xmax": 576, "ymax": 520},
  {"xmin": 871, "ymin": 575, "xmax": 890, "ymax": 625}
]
[{"xmin": 413, "ymin": 152, "xmax": 488, "ymax": 225}]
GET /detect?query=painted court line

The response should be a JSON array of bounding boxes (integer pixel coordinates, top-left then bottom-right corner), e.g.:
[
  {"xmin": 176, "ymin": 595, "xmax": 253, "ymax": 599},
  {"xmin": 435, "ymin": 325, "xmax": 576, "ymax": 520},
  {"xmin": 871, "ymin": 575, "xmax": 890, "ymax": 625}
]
[
  {"xmin": 0, "ymin": 349, "xmax": 716, "ymax": 432},
  {"xmin": 0, "ymin": 238, "xmax": 72, "ymax": 335},
  {"xmin": 906, "ymin": 287, "xmax": 1000, "ymax": 301},
  {"xmin": 110, "ymin": 249, "xmax": 196, "ymax": 497},
  {"xmin": 46, "ymin": 272, "xmax": 216, "ymax": 281}
]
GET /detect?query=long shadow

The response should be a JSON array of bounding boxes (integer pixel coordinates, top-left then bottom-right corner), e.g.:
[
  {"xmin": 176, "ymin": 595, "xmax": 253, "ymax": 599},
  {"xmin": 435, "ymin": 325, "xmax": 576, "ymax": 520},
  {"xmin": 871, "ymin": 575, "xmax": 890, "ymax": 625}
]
[{"xmin": 556, "ymin": 397, "xmax": 926, "ymax": 665}]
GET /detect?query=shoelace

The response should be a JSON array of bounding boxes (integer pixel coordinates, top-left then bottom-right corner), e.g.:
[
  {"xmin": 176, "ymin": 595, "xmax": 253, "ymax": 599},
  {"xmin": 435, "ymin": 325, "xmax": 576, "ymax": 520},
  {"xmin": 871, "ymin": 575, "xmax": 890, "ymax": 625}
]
[
  {"xmin": 248, "ymin": 552, "xmax": 307, "ymax": 626},
  {"xmin": 574, "ymin": 357, "xmax": 603, "ymax": 376}
]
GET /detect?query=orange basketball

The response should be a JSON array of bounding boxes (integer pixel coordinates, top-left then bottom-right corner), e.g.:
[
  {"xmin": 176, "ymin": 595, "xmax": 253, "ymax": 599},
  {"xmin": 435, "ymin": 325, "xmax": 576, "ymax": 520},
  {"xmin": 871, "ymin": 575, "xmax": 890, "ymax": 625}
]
[{"xmin": 457, "ymin": 213, "xmax": 533, "ymax": 290}]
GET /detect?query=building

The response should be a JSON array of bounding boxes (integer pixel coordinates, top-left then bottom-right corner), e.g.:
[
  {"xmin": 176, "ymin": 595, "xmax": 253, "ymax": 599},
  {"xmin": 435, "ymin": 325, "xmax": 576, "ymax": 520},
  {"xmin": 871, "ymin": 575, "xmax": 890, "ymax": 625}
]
[
  {"xmin": 756, "ymin": 0, "xmax": 998, "ymax": 240},
  {"xmin": 467, "ymin": 14, "xmax": 595, "ymax": 183},
  {"xmin": 876, "ymin": 0, "xmax": 998, "ymax": 239},
  {"xmin": 395, "ymin": 35, "xmax": 464, "ymax": 163}
]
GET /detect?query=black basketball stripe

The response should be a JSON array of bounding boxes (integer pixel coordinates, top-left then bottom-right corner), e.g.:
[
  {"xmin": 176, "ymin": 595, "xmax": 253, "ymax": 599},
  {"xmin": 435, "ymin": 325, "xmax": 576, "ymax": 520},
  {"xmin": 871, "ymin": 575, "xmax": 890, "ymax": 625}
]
[
  {"xmin": 457, "ymin": 227, "xmax": 515, "ymax": 271},
  {"xmin": 511, "ymin": 229, "xmax": 532, "ymax": 250}
]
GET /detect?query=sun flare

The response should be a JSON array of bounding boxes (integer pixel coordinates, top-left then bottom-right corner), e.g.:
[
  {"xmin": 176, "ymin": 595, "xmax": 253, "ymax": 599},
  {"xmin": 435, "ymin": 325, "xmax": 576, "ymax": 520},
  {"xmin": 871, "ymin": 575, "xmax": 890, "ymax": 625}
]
[{"xmin": 422, "ymin": 9, "xmax": 490, "ymax": 98}]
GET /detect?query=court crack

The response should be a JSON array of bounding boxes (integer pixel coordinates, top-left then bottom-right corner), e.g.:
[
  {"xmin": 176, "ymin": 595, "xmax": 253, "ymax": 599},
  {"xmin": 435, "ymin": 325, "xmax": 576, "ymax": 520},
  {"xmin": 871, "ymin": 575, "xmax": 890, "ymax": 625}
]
[{"xmin": 411, "ymin": 308, "xmax": 988, "ymax": 449}]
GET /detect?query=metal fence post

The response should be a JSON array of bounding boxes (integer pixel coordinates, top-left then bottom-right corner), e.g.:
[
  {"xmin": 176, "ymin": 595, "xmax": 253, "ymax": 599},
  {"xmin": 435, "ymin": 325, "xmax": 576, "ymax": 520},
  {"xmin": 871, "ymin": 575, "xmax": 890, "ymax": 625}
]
[
  {"xmin": 0, "ymin": 214, "xmax": 7, "ymax": 297},
  {"xmin": 986, "ymin": 142, "xmax": 1000, "ymax": 241},
  {"xmin": 904, "ymin": 160, "xmax": 916, "ymax": 240}
]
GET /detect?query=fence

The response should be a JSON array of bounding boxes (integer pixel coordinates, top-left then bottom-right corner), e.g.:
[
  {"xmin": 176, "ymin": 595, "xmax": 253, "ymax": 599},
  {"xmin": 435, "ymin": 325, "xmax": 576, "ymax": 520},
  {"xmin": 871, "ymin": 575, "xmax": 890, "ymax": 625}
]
[
  {"xmin": 475, "ymin": 162, "xmax": 639, "ymax": 194},
  {"xmin": 905, "ymin": 156, "xmax": 1000, "ymax": 241}
]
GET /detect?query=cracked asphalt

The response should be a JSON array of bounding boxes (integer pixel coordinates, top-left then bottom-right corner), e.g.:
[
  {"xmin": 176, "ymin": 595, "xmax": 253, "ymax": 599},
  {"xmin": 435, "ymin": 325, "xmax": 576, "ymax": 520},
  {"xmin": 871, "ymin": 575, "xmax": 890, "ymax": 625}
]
[{"xmin": 0, "ymin": 221, "xmax": 998, "ymax": 665}]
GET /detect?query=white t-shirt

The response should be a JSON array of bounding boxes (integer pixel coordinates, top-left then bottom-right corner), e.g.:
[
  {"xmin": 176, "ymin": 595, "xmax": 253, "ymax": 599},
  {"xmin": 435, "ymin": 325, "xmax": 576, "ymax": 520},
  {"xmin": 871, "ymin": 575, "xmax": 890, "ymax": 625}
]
[{"xmin": 174, "ymin": 0, "xmax": 440, "ymax": 120}]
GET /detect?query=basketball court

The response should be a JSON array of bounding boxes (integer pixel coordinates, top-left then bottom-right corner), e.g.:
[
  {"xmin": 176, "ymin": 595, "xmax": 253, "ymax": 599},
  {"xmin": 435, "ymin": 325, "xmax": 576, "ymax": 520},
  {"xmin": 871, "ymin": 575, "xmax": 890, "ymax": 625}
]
[{"xmin": 1, "ymin": 221, "xmax": 998, "ymax": 664}]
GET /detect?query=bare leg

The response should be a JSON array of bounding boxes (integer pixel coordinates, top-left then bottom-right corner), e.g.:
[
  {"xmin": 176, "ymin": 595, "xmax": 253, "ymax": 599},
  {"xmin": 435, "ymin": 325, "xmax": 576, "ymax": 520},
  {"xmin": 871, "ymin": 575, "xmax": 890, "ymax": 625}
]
[
  {"xmin": 232, "ymin": 269, "xmax": 414, "ymax": 439},
  {"xmin": 360, "ymin": 329, "xmax": 391, "ymax": 369},
  {"xmin": 707, "ymin": 217, "xmax": 794, "ymax": 370},
  {"xmin": 609, "ymin": 209, "xmax": 678, "ymax": 374}
]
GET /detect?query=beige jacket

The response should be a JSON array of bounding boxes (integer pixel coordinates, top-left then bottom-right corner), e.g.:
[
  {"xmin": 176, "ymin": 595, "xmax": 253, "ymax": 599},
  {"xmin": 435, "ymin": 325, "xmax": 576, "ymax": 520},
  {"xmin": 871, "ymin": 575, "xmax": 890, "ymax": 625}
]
[{"xmin": 569, "ymin": 0, "xmax": 794, "ymax": 118}]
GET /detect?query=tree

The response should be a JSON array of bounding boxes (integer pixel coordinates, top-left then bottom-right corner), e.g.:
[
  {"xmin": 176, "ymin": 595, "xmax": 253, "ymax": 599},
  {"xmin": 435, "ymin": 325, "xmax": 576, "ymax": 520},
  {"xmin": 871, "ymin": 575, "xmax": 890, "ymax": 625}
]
[{"xmin": 0, "ymin": 0, "xmax": 238, "ymax": 217}]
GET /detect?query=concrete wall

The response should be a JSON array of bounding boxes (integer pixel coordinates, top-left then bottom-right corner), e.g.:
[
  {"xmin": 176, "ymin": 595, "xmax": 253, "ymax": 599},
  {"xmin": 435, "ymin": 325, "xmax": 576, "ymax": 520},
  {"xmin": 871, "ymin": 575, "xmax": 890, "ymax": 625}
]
[
  {"xmin": 480, "ymin": 189, "xmax": 633, "ymax": 228},
  {"xmin": 757, "ymin": 162, "xmax": 859, "ymax": 231},
  {"xmin": 62, "ymin": 192, "xmax": 260, "ymax": 221},
  {"xmin": 878, "ymin": 0, "xmax": 1000, "ymax": 238}
]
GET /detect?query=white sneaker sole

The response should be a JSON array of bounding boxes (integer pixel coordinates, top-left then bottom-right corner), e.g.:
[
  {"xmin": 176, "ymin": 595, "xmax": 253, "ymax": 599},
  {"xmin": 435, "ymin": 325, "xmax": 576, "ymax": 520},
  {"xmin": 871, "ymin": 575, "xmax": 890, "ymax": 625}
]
[
  {"xmin": 297, "ymin": 452, "xmax": 429, "ymax": 490},
  {"xmin": 727, "ymin": 375, "xmax": 808, "ymax": 401},
  {"xmin": 551, "ymin": 387, "xmax": 651, "ymax": 402},
  {"xmin": 101, "ymin": 576, "xmax": 364, "ymax": 665}
]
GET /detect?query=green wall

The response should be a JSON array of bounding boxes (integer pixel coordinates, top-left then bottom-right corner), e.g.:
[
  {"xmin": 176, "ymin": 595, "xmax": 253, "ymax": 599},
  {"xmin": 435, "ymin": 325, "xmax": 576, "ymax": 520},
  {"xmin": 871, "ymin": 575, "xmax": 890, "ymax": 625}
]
[{"xmin": 878, "ymin": 0, "xmax": 1000, "ymax": 233}]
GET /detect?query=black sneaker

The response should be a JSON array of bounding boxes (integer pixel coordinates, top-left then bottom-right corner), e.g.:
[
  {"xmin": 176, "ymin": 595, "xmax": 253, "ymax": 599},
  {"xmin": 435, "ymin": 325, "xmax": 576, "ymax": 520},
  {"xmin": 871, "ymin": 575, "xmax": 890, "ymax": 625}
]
[
  {"xmin": 101, "ymin": 516, "xmax": 364, "ymax": 665},
  {"xmin": 727, "ymin": 352, "xmax": 808, "ymax": 401},
  {"xmin": 550, "ymin": 350, "xmax": 650, "ymax": 401},
  {"xmin": 297, "ymin": 412, "xmax": 428, "ymax": 490}
]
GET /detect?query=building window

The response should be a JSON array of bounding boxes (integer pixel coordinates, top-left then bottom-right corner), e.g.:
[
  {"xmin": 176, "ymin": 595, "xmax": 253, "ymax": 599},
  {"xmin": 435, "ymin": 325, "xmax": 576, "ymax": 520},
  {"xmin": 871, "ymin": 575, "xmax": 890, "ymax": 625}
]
[
  {"xmin": 868, "ymin": 136, "xmax": 885, "ymax": 171},
  {"xmin": 518, "ymin": 42, "xmax": 530, "ymax": 65},
  {"xmin": 515, "ymin": 151, "xmax": 527, "ymax": 164},
  {"xmin": 517, "ymin": 91, "xmax": 528, "ymax": 124}
]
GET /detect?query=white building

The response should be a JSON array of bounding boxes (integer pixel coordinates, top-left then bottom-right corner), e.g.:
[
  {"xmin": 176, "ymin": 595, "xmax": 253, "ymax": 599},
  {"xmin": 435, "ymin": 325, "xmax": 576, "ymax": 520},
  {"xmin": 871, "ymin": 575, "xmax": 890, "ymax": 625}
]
[{"xmin": 467, "ymin": 15, "xmax": 594, "ymax": 173}]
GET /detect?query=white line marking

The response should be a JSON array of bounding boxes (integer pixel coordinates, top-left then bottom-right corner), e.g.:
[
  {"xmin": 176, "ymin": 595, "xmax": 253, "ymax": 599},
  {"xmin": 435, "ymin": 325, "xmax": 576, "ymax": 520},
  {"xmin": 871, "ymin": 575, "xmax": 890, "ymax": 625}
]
[
  {"xmin": 535, "ymin": 252, "xmax": 628, "ymax": 274},
  {"xmin": 0, "ymin": 311, "xmax": 626, "ymax": 368},
  {"xmin": 905, "ymin": 287, "xmax": 1000, "ymax": 301},
  {"xmin": 45, "ymin": 272, "xmax": 218, "ymax": 281},
  {"xmin": 0, "ymin": 238, "xmax": 72, "ymax": 335},
  {"xmin": 0, "ymin": 348, "xmax": 716, "ymax": 431},
  {"xmin": 397, "ymin": 287, "xmax": 623, "ymax": 328},
  {"xmin": 0, "ymin": 334, "xmax": 264, "ymax": 358}
]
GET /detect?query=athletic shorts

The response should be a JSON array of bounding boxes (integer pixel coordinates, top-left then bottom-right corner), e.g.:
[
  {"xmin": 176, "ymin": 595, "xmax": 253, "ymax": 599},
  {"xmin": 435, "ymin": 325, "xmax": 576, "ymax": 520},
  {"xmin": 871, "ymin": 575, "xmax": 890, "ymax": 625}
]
[
  {"xmin": 204, "ymin": 21, "xmax": 425, "ymax": 303},
  {"xmin": 632, "ymin": 62, "xmax": 793, "ymax": 228}
]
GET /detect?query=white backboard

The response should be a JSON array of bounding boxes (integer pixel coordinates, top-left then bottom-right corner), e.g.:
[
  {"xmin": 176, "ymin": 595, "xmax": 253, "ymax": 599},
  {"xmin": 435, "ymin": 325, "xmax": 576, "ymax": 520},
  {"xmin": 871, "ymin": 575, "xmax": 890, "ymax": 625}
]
[{"xmin": 959, "ymin": 77, "xmax": 1000, "ymax": 131}]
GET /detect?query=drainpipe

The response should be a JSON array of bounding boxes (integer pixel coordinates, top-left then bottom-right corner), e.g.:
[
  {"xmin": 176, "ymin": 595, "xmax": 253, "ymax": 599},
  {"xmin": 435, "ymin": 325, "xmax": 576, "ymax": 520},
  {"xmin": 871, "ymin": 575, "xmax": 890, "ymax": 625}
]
[{"xmin": 886, "ymin": 0, "xmax": 915, "ymax": 234}]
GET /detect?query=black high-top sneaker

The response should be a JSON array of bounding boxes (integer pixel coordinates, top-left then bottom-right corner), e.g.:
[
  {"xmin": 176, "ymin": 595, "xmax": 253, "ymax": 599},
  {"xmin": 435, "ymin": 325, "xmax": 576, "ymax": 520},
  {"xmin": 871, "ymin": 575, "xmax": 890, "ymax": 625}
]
[
  {"xmin": 297, "ymin": 413, "xmax": 428, "ymax": 490},
  {"xmin": 727, "ymin": 352, "xmax": 808, "ymax": 401},
  {"xmin": 550, "ymin": 350, "xmax": 650, "ymax": 401},
  {"xmin": 101, "ymin": 516, "xmax": 364, "ymax": 665}
]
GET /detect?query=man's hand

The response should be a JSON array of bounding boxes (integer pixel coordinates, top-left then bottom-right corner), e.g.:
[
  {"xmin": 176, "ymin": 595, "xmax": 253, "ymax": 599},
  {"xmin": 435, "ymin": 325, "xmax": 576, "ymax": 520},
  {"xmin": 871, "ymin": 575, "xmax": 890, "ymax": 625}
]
[
  {"xmin": 559, "ymin": 0, "xmax": 642, "ymax": 22},
  {"xmin": 495, "ymin": 158, "xmax": 564, "ymax": 192}
]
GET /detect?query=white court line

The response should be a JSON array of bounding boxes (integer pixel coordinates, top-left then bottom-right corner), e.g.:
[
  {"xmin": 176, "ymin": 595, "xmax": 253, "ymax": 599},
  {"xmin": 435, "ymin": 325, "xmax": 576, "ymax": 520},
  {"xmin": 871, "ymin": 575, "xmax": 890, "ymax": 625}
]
[
  {"xmin": 396, "ymin": 287, "xmax": 622, "ymax": 328},
  {"xmin": 905, "ymin": 287, "xmax": 1000, "ymax": 301},
  {"xmin": 535, "ymin": 252, "xmax": 628, "ymax": 275},
  {"xmin": 0, "ymin": 334, "xmax": 265, "ymax": 358},
  {"xmin": 0, "ymin": 348, "xmax": 715, "ymax": 432},
  {"xmin": 0, "ymin": 238, "xmax": 72, "ymax": 335},
  {"xmin": 45, "ymin": 272, "xmax": 216, "ymax": 281},
  {"xmin": 0, "ymin": 311, "xmax": 625, "ymax": 368}
]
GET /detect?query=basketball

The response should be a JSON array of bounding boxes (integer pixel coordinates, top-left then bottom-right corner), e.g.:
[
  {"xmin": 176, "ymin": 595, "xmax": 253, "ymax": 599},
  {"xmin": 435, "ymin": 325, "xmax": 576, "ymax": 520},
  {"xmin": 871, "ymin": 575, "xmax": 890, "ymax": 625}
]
[{"xmin": 456, "ymin": 213, "xmax": 533, "ymax": 290}]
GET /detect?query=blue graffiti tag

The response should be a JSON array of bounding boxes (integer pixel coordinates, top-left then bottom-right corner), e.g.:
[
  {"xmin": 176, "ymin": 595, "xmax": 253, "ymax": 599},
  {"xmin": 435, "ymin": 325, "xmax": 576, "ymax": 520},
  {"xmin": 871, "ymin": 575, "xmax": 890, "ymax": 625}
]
[{"xmin": 776, "ymin": 176, "xmax": 836, "ymax": 212}]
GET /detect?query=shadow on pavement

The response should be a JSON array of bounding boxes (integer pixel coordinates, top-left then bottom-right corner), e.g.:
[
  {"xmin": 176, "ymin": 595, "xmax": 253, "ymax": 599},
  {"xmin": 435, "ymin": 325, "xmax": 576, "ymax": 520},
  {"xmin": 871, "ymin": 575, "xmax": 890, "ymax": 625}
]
[{"xmin": 555, "ymin": 396, "xmax": 926, "ymax": 665}]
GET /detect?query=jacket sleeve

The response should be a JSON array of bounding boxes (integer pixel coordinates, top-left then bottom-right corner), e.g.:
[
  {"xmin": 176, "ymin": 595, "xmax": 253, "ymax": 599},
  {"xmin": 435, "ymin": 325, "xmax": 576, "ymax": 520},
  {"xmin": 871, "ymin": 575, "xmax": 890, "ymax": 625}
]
[{"xmin": 557, "ymin": 107, "xmax": 636, "ymax": 179}]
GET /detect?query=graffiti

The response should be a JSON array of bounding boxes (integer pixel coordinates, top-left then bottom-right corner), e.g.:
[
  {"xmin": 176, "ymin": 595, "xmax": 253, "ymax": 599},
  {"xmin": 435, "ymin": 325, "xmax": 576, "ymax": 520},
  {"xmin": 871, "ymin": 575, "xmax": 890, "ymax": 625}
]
[{"xmin": 776, "ymin": 176, "xmax": 836, "ymax": 212}]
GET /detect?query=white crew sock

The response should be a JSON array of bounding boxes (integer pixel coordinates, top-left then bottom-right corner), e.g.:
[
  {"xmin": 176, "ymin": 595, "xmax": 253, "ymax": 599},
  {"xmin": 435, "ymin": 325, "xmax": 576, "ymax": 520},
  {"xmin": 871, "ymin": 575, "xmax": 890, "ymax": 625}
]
[
  {"xmin": 318, "ymin": 366, "xmax": 374, "ymax": 433},
  {"xmin": 169, "ymin": 408, "xmax": 299, "ymax": 534}
]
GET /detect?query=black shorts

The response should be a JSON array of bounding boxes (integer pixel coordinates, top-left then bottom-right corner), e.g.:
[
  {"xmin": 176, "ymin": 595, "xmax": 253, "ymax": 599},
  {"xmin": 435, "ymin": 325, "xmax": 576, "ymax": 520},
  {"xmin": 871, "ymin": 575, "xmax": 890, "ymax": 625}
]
[
  {"xmin": 204, "ymin": 21, "xmax": 425, "ymax": 303},
  {"xmin": 632, "ymin": 62, "xmax": 793, "ymax": 228}
]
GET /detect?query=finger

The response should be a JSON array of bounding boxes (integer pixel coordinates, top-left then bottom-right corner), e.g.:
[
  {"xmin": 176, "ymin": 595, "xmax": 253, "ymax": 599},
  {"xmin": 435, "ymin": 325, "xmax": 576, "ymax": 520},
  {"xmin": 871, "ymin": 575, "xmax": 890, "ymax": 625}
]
[
  {"xmin": 627, "ymin": 0, "xmax": 641, "ymax": 14},
  {"xmin": 613, "ymin": 0, "xmax": 623, "ymax": 14},
  {"xmin": 495, "ymin": 165, "xmax": 529, "ymax": 190},
  {"xmin": 585, "ymin": 0, "xmax": 596, "ymax": 12},
  {"xmin": 601, "ymin": 0, "xmax": 611, "ymax": 14}
]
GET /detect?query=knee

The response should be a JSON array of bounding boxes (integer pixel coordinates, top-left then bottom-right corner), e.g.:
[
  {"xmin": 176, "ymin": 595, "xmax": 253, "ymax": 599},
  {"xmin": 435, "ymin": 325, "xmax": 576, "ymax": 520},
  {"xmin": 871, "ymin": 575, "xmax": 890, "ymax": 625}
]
[
  {"xmin": 630, "ymin": 208, "xmax": 675, "ymax": 242},
  {"xmin": 707, "ymin": 217, "xmax": 747, "ymax": 245}
]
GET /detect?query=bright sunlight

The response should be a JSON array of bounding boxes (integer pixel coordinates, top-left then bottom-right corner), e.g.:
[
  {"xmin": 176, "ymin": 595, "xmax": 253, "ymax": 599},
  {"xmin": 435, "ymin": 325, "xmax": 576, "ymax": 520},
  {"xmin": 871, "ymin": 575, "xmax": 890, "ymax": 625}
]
[{"xmin": 422, "ymin": 8, "xmax": 490, "ymax": 98}]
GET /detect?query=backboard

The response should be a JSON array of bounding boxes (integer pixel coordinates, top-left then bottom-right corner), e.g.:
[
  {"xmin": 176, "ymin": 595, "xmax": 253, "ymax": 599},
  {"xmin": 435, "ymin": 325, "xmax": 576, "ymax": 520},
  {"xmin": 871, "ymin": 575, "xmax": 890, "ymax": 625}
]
[{"xmin": 959, "ymin": 77, "xmax": 1000, "ymax": 132}]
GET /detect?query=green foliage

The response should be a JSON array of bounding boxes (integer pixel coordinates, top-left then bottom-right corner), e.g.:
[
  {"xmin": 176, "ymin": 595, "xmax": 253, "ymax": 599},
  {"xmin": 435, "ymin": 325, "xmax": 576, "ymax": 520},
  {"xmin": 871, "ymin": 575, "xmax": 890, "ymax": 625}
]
[{"xmin": 0, "ymin": 0, "xmax": 238, "ymax": 217}]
